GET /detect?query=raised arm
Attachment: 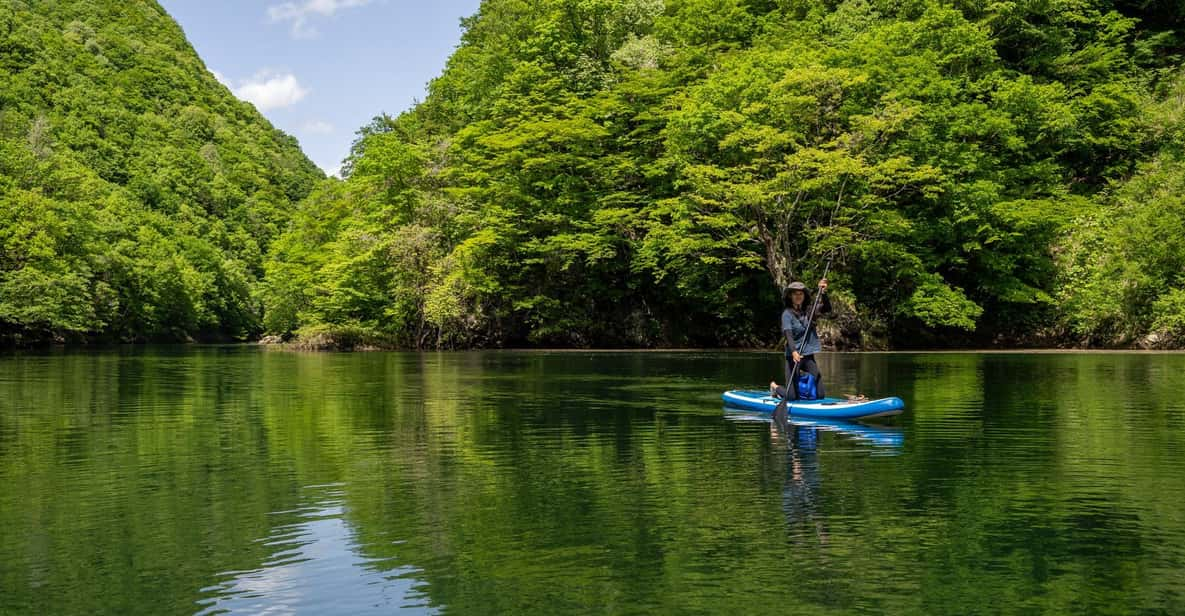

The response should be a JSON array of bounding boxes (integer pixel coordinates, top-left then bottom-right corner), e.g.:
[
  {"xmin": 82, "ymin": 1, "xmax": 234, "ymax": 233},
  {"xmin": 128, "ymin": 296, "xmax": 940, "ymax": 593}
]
[{"xmin": 817, "ymin": 279, "xmax": 832, "ymax": 315}]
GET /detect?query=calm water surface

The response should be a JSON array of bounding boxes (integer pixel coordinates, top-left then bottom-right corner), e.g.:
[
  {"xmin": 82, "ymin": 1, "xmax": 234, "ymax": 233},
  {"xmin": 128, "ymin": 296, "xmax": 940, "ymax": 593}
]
[{"xmin": 1, "ymin": 348, "xmax": 1184, "ymax": 614}]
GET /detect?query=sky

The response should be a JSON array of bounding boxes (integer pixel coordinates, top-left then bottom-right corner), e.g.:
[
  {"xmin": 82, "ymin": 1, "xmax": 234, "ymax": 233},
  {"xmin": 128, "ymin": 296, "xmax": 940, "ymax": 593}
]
[{"xmin": 158, "ymin": 0, "xmax": 482, "ymax": 176}]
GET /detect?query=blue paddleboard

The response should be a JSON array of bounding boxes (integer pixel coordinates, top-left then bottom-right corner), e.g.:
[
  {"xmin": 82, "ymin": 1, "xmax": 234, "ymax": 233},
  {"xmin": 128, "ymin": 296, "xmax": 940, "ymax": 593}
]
[{"xmin": 721, "ymin": 390, "xmax": 904, "ymax": 420}]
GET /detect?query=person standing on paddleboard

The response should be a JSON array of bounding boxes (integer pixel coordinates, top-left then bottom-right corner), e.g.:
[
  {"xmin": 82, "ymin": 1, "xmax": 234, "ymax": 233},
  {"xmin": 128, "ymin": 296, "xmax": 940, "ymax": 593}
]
[{"xmin": 771, "ymin": 278, "xmax": 830, "ymax": 400}]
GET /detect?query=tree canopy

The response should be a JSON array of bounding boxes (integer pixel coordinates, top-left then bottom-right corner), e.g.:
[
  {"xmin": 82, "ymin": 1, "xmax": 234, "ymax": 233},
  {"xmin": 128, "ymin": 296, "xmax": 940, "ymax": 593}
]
[{"xmin": 261, "ymin": 0, "xmax": 1185, "ymax": 349}]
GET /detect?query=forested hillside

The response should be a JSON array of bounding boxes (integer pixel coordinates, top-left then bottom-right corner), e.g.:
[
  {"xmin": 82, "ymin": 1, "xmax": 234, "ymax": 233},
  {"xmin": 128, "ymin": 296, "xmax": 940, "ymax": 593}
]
[
  {"xmin": 0, "ymin": 0, "xmax": 321, "ymax": 344},
  {"xmin": 4, "ymin": 0, "xmax": 1184, "ymax": 349},
  {"xmin": 259, "ymin": 0, "xmax": 1185, "ymax": 349}
]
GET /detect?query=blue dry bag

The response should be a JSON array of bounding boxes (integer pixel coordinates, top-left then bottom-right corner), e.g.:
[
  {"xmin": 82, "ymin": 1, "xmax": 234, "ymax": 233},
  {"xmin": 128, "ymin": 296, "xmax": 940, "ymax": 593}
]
[{"xmin": 796, "ymin": 372, "xmax": 819, "ymax": 400}]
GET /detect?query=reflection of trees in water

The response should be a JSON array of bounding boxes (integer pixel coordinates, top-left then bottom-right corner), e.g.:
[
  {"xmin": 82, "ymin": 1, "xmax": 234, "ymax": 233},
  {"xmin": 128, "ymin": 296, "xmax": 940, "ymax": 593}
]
[{"xmin": 7, "ymin": 351, "xmax": 1185, "ymax": 614}]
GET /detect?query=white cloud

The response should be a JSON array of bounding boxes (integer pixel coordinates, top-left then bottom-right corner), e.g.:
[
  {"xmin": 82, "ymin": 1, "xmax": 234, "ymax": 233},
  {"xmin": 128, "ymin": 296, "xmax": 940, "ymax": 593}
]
[
  {"xmin": 300, "ymin": 120, "xmax": 335, "ymax": 135},
  {"xmin": 267, "ymin": 0, "xmax": 372, "ymax": 39},
  {"xmin": 232, "ymin": 72, "xmax": 309, "ymax": 111}
]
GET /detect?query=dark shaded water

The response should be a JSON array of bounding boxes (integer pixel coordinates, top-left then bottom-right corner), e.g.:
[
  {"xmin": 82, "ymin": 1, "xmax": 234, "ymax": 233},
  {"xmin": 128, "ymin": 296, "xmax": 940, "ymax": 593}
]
[{"xmin": 1, "ymin": 348, "xmax": 1184, "ymax": 614}]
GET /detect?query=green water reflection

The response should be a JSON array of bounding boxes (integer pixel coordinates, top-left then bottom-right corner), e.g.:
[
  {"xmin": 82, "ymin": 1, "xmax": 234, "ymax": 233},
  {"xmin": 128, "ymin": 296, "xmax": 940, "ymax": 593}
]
[{"xmin": 1, "ymin": 349, "xmax": 1183, "ymax": 614}]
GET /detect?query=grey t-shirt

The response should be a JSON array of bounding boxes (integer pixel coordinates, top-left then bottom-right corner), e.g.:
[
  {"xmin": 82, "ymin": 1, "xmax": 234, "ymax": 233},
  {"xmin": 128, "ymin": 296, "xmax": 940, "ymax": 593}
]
[{"xmin": 782, "ymin": 308, "xmax": 822, "ymax": 356}]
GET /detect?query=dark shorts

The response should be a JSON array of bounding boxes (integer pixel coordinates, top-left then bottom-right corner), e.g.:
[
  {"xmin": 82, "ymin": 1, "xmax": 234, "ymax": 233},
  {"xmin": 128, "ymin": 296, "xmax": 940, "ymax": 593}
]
[{"xmin": 777, "ymin": 354, "xmax": 824, "ymax": 401}]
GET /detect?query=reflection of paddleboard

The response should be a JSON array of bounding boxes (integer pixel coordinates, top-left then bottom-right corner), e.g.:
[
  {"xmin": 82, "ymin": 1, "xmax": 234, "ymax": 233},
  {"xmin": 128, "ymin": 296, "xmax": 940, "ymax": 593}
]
[
  {"xmin": 723, "ymin": 408, "xmax": 904, "ymax": 449},
  {"xmin": 722, "ymin": 390, "xmax": 905, "ymax": 420},
  {"xmin": 789, "ymin": 417, "xmax": 903, "ymax": 448}
]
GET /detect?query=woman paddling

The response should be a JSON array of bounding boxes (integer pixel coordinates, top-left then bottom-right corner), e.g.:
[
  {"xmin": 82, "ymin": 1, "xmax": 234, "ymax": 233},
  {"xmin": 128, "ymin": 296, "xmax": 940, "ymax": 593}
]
[{"xmin": 770, "ymin": 278, "xmax": 830, "ymax": 400}]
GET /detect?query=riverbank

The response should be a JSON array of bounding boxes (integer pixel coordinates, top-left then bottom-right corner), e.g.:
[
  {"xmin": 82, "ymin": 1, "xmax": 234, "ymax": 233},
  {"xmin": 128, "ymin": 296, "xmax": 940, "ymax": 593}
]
[
  {"xmin": 256, "ymin": 335, "xmax": 1185, "ymax": 353},
  {"xmin": 5, "ymin": 326, "xmax": 1182, "ymax": 352},
  {"xmin": 7, "ymin": 337, "xmax": 1184, "ymax": 353}
]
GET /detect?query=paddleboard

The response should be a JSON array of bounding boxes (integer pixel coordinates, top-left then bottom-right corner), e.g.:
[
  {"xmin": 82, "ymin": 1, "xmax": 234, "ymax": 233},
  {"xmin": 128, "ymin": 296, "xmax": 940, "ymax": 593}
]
[{"xmin": 721, "ymin": 390, "xmax": 904, "ymax": 420}]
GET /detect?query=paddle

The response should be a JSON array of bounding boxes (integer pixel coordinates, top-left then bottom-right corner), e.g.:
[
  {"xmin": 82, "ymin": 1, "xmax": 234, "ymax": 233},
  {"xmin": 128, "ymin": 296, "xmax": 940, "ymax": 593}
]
[{"xmin": 773, "ymin": 259, "xmax": 832, "ymax": 431}]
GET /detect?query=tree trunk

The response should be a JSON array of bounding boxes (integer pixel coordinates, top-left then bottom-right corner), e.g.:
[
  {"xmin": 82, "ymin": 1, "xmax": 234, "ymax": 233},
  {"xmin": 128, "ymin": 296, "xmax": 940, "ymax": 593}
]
[{"xmin": 756, "ymin": 215, "xmax": 796, "ymax": 291}]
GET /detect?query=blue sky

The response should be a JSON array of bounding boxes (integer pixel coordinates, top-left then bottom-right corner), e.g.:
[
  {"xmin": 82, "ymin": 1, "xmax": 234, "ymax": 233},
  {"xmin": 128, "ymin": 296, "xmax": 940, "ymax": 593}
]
[{"xmin": 159, "ymin": 0, "xmax": 482, "ymax": 176}]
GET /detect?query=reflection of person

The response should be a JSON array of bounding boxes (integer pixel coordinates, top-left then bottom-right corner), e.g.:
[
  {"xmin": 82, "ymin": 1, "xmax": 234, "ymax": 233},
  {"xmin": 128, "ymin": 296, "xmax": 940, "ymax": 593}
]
[
  {"xmin": 782, "ymin": 426, "xmax": 827, "ymax": 547},
  {"xmin": 770, "ymin": 278, "xmax": 831, "ymax": 400}
]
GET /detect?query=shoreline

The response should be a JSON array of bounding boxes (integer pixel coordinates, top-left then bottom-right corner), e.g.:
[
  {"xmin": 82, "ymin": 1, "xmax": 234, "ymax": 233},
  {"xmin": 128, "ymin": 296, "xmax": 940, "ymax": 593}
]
[
  {"xmin": 5, "ymin": 340, "xmax": 1185, "ymax": 354},
  {"xmin": 259, "ymin": 343, "xmax": 1185, "ymax": 354}
]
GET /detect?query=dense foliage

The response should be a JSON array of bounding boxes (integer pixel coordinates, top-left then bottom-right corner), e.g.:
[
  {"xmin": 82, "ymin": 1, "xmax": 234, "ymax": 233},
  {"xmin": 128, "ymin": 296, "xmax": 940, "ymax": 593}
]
[
  {"xmin": 0, "ymin": 0, "xmax": 321, "ymax": 344},
  {"xmin": 261, "ymin": 0, "xmax": 1185, "ymax": 349},
  {"xmin": 4, "ymin": 0, "xmax": 1184, "ymax": 348}
]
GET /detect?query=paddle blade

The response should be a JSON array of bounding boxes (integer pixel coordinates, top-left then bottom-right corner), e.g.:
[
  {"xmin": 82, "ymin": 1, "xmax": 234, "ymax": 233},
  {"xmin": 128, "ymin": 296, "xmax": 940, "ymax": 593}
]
[{"xmin": 772, "ymin": 398, "xmax": 789, "ymax": 431}]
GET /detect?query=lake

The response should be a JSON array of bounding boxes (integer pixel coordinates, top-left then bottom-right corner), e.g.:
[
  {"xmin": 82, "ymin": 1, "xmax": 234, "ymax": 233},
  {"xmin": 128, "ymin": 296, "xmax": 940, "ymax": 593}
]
[{"xmin": 1, "ymin": 348, "xmax": 1183, "ymax": 614}]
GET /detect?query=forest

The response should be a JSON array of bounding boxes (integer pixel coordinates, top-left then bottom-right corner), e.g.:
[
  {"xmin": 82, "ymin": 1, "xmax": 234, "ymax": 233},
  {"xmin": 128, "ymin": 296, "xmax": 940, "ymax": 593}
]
[
  {"xmin": 0, "ymin": 0, "xmax": 321, "ymax": 344},
  {"xmin": 2, "ymin": 0, "xmax": 1185, "ymax": 349}
]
